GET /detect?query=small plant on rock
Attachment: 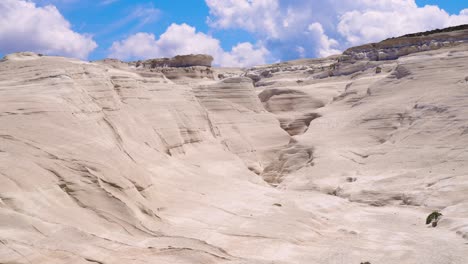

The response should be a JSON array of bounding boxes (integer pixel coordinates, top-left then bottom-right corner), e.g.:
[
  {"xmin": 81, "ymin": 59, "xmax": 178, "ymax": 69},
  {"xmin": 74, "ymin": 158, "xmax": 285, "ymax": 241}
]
[{"xmin": 426, "ymin": 211, "xmax": 443, "ymax": 227}]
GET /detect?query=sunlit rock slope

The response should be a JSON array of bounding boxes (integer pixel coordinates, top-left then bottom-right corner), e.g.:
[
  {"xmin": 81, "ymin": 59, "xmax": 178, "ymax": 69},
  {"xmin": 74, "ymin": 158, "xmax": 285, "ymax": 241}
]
[{"xmin": 1, "ymin": 27, "xmax": 468, "ymax": 264}]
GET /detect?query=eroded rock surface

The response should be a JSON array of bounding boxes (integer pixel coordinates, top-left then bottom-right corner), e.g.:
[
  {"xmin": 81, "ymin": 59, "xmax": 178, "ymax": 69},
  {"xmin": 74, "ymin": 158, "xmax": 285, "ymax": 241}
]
[
  {"xmin": 99, "ymin": 54, "xmax": 215, "ymax": 82},
  {"xmin": 342, "ymin": 25, "xmax": 468, "ymax": 61},
  {"xmin": 136, "ymin": 54, "xmax": 214, "ymax": 68},
  {"xmin": 1, "ymin": 30, "xmax": 468, "ymax": 264}
]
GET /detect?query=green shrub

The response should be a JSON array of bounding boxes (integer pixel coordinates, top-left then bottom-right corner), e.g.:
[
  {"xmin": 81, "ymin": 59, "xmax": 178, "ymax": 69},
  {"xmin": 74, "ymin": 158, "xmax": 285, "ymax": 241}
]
[{"xmin": 426, "ymin": 211, "xmax": 442, "ymax": 227}]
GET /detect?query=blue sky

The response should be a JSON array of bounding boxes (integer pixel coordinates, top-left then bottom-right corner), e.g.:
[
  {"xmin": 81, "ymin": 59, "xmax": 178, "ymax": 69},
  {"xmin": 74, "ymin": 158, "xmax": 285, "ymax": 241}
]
[
  {"xmin": 416, "ymin": 0, "xmax": 467, "ymax": 14},
  {"xmin": 1, "ymin": 0, "xmax": 467, "ymax": 66},
  {"xmin": 34, "ymin": 0, "xmax": 256, "ymax": 60}
]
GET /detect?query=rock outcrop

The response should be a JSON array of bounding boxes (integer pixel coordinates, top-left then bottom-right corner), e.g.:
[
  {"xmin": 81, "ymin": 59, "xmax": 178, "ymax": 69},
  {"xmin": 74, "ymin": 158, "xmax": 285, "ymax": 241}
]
[
  {"xmin": 135, "ymin": 55, "xmax": 214, "ymax": 81},
  {"xmin": 341, "ymin": 24, "xmax": 468, "ymax": 61},
  {"xmin": 150, "ymin": 66, "xmax": 214, "ymax": 81},
  {"xmin": 135, "ymin": 54, "xmax": 214, "ymax": 68},
  {"xmin": 98, "ymin": 54, "xmax": 216, "ymax": 82}
]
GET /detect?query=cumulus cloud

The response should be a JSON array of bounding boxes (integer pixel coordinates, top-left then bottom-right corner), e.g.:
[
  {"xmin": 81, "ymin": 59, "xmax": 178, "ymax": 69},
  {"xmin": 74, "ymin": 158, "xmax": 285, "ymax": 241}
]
[
  {"xmin": 220, "ymin": 42, "xmax": 270, "ymax": 67},
  {"xmin": 337, "ymin": 4, "xmax": 468, "ymax": 45},
  {"xmin": 109, "ymin": 23, "xmax": 269, "ymax": 67},
  {"xmin": 307, "ymin": 23, "xmax": 340, "ymax": 57},
  {"xmin": 0, "ymin": 0, "xmax": 97, "ymax": 59},
  {"xmin": 206, "ymin": 0, "xmax": 281, "ymax": 38},
  {"xmin": 205, "ymin": 0, "xmax": 468, "ymax": 61}
]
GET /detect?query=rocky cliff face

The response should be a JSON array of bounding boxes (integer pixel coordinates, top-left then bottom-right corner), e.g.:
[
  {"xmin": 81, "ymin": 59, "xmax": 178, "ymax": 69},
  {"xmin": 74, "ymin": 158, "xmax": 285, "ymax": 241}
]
[
  {"xmin": 341, "ymin": 25, "xmax": 468, "ymax": 61},
  {"xmin": 135, "ymin": 54, "xmax": 214, "ymax": 68},
  {"xmin": 1, "ymin": 28, "xmax": 468, "ymax": 264}
]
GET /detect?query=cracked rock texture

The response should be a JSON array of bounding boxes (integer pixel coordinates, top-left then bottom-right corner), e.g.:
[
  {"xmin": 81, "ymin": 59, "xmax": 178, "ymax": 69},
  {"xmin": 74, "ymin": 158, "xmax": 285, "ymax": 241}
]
[
  {"xmin": 1, "ymin": 35, "xmax": 468, "ymax": 264},
  {"xmin": 135, "ymin": 54, "xmax": 214, "ymax": 68}
]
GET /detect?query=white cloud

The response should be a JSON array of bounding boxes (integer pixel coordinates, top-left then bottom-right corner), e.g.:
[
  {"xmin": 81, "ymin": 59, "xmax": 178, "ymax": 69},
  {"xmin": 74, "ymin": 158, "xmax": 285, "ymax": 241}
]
[
  {"xmin": 100, "ymin": 0, "xmax": 118, "ymax": 5},
  {"xmin": 206, "ymin": 0, "xmax": 281, "ymax": 38},
  {"xmin": 125, "ymin": 5, "xmax": 160, "ymax": 28},
  {"xmin": 220, "ymin": 42, "xmax": 269, "ymax": 67},
  {"xmin": 97, "ymin": 4, "xmax": 161, "ymax": 36},
  {"xmin": 307, "ymin": 23, "xmax": 340, "ymax": 57},
  {"xmin": 0, "ymin": 0, "xmax": 97, "ymax": 59},
  {"xmin": 205, "ymin": 0, "xmax": 468, "ymax": 60},
  {"xmin": 109, "ymin": 23, "xmax": 269, "ymax": 67},
  {"xmin": 108, "ymin": 33, "xmax": 160, "ymax": 60},
  {"xmin": 337, "ymin": 4, "xmax": 468, "ymax": 45}
]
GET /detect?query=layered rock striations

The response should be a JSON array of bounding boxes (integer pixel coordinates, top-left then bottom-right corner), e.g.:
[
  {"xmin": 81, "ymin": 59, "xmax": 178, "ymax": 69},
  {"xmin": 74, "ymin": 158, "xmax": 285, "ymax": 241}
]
[
  {"xmin": 136, "ymin": 54, "xmax": 214, "ymax": 68},
  {"xmin": 341, "ymin": 24, "xmax": 468, "ymax": 61},
  {"xmin": 100, "ymin": 54, "xmax": 216, "ymax": 82},
  {"xmin": 134, "ymin": 54, "xmax": 214, "ymax": 82}
]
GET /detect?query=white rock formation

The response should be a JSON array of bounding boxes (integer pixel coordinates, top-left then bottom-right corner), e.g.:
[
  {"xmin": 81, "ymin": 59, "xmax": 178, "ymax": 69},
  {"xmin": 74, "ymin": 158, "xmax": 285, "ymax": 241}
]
[{"xmin": 1, "ymin": 37, "xmax": 468, "ymax": 264}]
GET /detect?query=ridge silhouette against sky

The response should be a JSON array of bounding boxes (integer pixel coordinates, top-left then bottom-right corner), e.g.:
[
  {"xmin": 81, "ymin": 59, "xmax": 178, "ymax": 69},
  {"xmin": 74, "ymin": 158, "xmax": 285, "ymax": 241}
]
[{"xmin": 0, "ymin": 0, "xmax": 467, "ymax": 66}]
